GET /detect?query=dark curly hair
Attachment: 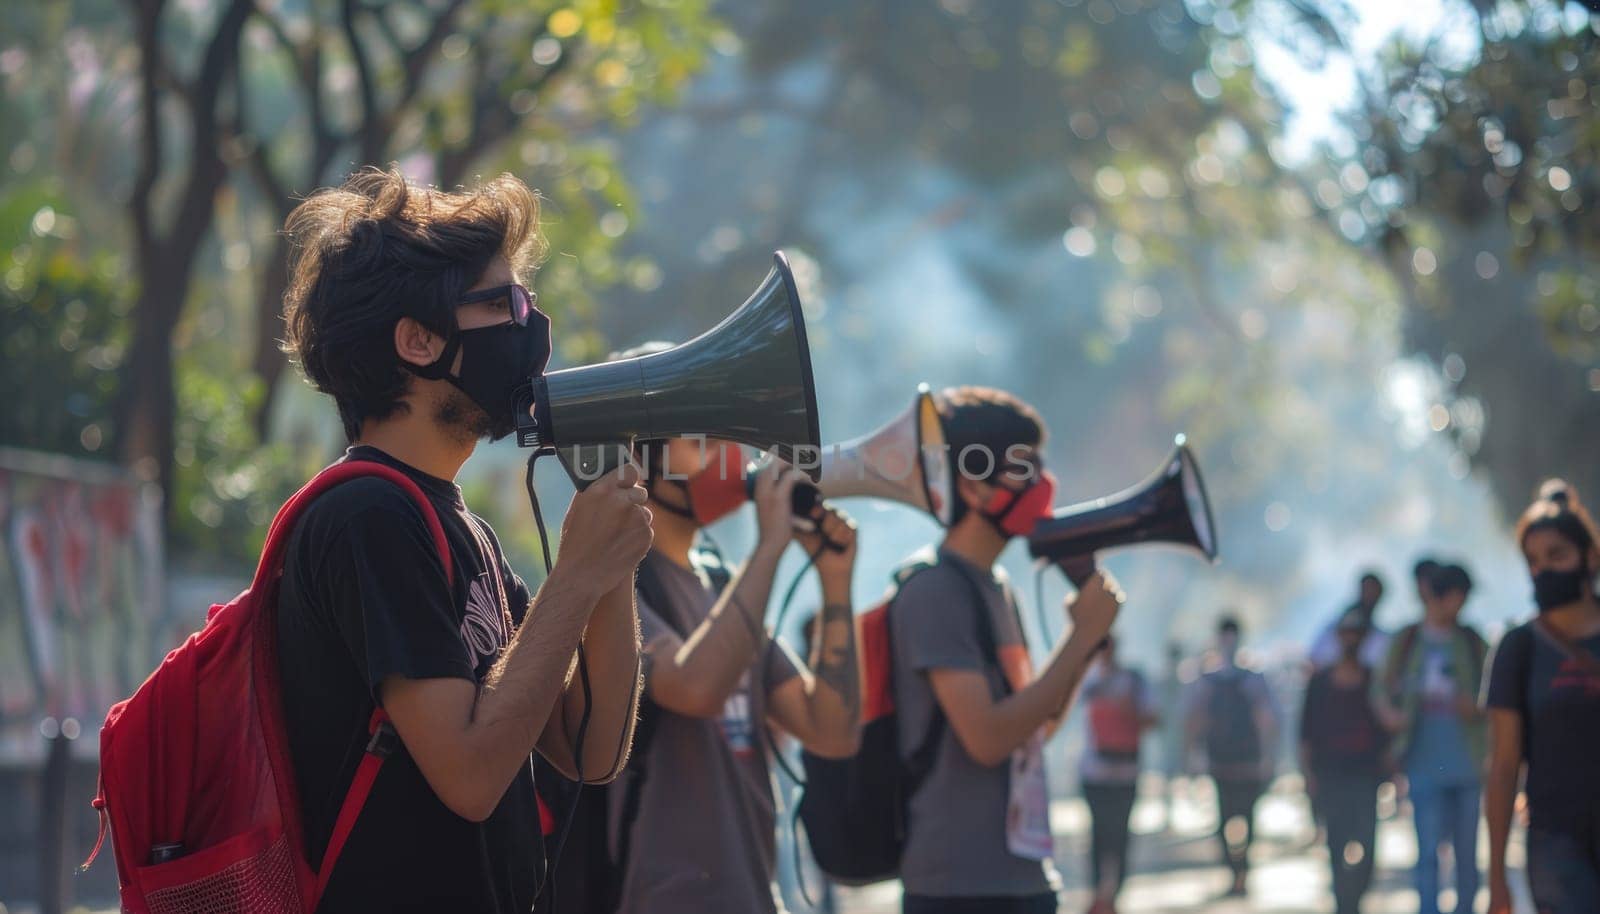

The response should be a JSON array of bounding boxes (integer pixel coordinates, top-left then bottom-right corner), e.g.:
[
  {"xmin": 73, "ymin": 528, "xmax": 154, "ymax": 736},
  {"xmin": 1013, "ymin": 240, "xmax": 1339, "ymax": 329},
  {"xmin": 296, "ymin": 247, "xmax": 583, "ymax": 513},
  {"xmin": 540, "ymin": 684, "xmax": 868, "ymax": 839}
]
[{"xmin": 282, "ymin": 166, "xmax": 544, "ymax": 440}]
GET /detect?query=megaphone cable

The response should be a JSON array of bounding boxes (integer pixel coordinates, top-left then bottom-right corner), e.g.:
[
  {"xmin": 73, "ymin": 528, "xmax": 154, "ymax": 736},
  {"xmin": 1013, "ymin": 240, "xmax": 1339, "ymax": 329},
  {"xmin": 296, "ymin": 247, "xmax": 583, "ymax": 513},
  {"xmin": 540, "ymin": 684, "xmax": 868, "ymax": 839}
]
[
  {"xmin": 525, "ymin": 452, "xmax": 642, "ymax": 911},
  {"xmin": 761, "ymin": 541, "xmax": 826, "ymax": 912},
  {"xmin": 1034, "ymin": 562, "xmax": 1052, "ymax": 649}
]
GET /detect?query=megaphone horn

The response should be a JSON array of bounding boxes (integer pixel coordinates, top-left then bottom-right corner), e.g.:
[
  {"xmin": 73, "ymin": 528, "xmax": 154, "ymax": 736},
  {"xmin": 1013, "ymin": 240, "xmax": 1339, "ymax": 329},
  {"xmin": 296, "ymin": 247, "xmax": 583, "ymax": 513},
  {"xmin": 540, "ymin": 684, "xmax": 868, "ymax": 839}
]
[
  {"xmin": 517, "ymin": 252, "xmax": 822, "ymax": 488},
  {"xmin": 696, "ymin": 385, "xmax": 951, "ymax": 528},
  {"xmin": 810, "ymin": 384, "xmax": 953, "ymax": 525},
  {"xmin": 1027, "ymin": 435, "xmax": 1219, "ymax": 576}
]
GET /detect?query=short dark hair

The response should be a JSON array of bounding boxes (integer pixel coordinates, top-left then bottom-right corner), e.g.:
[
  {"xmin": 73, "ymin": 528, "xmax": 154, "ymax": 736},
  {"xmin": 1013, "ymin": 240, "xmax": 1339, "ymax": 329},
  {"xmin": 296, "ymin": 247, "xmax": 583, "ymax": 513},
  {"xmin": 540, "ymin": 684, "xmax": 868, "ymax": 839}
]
[
  {"xmin": 1413, "ymin": 557, "xmax": 1442, "ymax": 584},
  {"xmin": 1217, "ymin": 615, "xmax": 1241, "ymax": 635},
  {"xmin": 939, "ymin": 386, "xmax": 1047, "ymax": 524},
  {"xmin": 1434, "ymin": 563, "xmax": 1473, "ymax": 596},
  {"xmin": 1359, "ymin": 570, "xmax": 1384, "ymax": 589},
  {"xmin": 282, "ymin": 166, "xmax": 543, "ymax": 440}
]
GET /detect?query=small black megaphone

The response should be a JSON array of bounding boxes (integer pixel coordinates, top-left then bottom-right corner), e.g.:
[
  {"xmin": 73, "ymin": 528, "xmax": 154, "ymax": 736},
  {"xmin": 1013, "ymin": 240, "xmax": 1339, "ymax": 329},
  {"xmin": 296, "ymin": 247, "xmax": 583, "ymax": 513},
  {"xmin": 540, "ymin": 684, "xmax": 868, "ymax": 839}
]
[
  {"xmin": 1028, "ymin": 435, "xmax": 1219, "ymax": 583},
  {"xmin": 516, "ymin": 252, "xmax": 822, "ymax": 488}
]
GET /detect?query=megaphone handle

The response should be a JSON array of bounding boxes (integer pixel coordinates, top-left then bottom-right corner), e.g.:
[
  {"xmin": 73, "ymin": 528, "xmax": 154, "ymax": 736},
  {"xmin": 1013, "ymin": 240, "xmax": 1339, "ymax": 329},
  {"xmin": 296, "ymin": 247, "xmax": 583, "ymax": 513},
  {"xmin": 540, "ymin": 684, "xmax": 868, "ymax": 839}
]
[
  {"xmin": 1058, "ymin": 555, "xmax": 1098, "ymax": 590},
  {"xmin": 811, "ymin": 529, "xmax": 848, "ymax": 553},
  {"xmin": 556, "ymin": 443, "xmax": 633, "ymax": 491}
]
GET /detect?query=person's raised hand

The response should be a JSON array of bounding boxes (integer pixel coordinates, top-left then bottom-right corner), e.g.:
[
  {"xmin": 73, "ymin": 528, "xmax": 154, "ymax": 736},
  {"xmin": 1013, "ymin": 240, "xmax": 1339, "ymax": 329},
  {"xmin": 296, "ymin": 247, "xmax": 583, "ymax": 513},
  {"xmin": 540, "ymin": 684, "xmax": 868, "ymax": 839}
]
[
  {"xmin": 1066, "ymin": 570, "xmax": 1125, "ymax": 647},
  {"xmin": 751, "ymin": 461, "xmax": 802, "ymax": 554},
  {"xmin": 798, "ymin": 503, "xmax": 858, "ymax": 593},
  {"xmin": 550, "ymin": 463, "xmax": 653, "ymax": 600}
]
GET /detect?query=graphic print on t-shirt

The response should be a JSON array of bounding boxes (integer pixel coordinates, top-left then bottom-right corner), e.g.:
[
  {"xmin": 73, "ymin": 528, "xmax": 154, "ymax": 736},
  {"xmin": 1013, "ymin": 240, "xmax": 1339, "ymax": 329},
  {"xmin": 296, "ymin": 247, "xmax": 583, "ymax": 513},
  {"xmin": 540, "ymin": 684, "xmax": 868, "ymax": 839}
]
[
  {"xmin": 459, "ymin": 570, "xmax": 512, "ymax": 666},
  {"xmin": 1550, "ymin": 657, "xmax": 1600, "ymax": 696},
  {"xmin": 720, "ymin": 671, "xmax": 756, "ymax": 757},
  {"xmin": 1418, "ymin": 643, "xmax": 1460, "ymax": 713}
]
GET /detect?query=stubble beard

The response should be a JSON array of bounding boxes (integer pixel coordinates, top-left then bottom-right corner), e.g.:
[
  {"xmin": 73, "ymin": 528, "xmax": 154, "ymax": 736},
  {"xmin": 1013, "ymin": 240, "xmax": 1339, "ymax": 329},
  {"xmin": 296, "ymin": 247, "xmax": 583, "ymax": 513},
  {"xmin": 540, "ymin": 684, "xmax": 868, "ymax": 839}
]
[{"xmin": 433, "ymin": 386, "xmax": 503, "ymax": 446}]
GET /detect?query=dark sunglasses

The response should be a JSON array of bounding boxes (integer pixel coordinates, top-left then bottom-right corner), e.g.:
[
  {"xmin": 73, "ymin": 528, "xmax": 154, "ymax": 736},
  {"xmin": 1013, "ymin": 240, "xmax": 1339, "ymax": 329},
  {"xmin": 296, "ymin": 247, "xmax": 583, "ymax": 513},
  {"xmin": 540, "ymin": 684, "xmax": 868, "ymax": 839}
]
[{"xmin": 457, "ymin": 283, "xmax": 539, "ymax": 326}]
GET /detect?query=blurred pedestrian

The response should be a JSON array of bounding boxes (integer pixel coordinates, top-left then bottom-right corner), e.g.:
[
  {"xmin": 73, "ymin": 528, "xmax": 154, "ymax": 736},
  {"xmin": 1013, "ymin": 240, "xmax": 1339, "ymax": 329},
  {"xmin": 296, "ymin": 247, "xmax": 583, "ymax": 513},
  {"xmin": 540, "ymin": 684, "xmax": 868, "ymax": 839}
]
[
  {"xmin": 1301, "ymin": 609, "xmax": 1389, "ymax": 914},
  {"xmin": 1185, "ymin": 616, "xmax": 1279, "ymax": 898},
  {"xmin": 1079, "ymin": 633, "xmax": 1159, "ymax": 914},
  {"xmin": 1310, "ymin": 571, "xmax": 1391, "ymax": 668},
  {"xmin": 1485, "ymin": 482, "xmax": 1600, "ymax": 914},
  {"xmin": 1372, "ymin": 561, "xmax": 1488, "ymax": 914}
]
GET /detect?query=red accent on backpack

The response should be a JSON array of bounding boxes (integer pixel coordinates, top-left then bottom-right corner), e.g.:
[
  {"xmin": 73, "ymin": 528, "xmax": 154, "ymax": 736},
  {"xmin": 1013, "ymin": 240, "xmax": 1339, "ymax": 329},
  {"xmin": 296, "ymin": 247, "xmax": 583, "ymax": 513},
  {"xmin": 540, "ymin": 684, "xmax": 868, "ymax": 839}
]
[
  {"xmin": 859, "ymin": 603, "xmax": 897, "ymax": 724},
  {"xmin": 84, "ymin": 462, "xmax": 455, "ymax": 914}
]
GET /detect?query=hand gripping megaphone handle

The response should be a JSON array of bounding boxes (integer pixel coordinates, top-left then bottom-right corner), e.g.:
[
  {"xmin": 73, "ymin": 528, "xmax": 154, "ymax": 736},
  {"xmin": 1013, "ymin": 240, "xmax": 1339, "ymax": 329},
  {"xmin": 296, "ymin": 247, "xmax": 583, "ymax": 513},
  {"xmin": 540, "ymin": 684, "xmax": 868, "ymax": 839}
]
[
  {"xmin": 557, "ymin": 442, "xmax": 634, "ymax": 491},
  {"xmin": 741, "ymin": 470, "xmax": 845, "ymax": 553},
  {"xmin": 1056, "ymin": 554, "xmax": 1098, "ymax": 590}
]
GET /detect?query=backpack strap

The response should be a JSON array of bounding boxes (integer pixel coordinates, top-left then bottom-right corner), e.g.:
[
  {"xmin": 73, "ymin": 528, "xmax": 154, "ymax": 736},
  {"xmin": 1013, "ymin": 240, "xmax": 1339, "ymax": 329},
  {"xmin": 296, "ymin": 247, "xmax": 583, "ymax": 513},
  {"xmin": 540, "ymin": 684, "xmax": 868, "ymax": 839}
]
[
  {"xmin": 314, "ymin": 708, "xmax": 399, "ymax": 903},
  {"xmin": 893, "ymin": 555, "xmax": 1004, "ymax": 788},
  {"xmin": 282, "ymin": 461, "xmax": 454, "ymax": 910},
  {"xmin": 1385, "ymin": 622, "xmax": 1421, "ymax": 695},
  {"xmin": 257, "ymin": 460, "xmax": 455, "ymax": 592}
]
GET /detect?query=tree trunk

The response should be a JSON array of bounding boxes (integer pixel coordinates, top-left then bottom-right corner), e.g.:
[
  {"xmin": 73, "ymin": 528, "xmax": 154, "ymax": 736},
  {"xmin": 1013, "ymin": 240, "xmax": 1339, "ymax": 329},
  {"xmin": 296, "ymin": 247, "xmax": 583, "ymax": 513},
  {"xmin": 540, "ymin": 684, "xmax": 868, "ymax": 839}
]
[
  {"xmin": 251, "ymin": 232, "xmax": 292, "ymax": 439},
  {"xmin": 118, "ymin": 269, "xmax": 184, "ymax": 526}
]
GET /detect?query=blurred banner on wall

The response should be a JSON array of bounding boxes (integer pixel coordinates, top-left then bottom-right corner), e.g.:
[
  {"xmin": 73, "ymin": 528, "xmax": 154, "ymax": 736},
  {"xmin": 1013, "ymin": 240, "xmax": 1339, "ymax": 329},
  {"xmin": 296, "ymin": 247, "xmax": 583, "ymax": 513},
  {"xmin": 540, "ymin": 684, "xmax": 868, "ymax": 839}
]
[{"xmin": 0, "ymin": 448, "xmax": 163, "ymax": 763}]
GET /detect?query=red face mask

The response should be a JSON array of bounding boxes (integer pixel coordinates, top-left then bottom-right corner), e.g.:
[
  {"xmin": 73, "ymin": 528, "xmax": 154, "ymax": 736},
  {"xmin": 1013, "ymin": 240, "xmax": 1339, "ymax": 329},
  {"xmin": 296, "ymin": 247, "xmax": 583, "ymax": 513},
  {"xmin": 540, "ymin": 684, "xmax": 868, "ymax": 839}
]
[
  {"xmin": 980, "ymin": 469, "xmax": 1058, "ymax": 538},
  {"xmin": 654, "ymin": 441, "xmax": 748, "ymax": 526}
]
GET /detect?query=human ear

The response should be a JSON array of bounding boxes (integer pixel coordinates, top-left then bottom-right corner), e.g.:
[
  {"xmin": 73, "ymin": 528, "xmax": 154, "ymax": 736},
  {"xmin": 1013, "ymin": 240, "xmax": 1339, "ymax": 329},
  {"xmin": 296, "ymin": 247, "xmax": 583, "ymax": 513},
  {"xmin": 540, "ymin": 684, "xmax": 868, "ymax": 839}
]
[
  {"xmin": 955, "ymin": 474, "xmax": 991, "ymax": 512},
  {"xmin": 394, "ymin": 316, "xmax": 446, "ymax": 369}
]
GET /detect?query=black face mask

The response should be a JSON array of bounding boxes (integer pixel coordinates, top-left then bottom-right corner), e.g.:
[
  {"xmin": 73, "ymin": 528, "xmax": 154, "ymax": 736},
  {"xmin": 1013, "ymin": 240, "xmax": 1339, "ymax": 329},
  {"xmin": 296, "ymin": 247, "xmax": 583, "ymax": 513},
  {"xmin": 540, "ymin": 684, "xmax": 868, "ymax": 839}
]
[
  {"xmin": 1532, "ymin": 564, "xmax": 1594, "ymax": 613},
  {"xmin": 411, "ymin": 311, "xmax": 552, "ymax": 441}
]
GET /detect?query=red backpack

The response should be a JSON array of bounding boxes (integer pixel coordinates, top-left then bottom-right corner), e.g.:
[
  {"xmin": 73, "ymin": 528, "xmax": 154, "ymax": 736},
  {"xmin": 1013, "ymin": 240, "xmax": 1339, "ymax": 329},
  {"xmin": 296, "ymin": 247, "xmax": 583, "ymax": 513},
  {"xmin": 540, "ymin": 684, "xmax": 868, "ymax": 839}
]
[{"xmin": 85, "ymin": 462, "xmax": 455, "ymax": 914}]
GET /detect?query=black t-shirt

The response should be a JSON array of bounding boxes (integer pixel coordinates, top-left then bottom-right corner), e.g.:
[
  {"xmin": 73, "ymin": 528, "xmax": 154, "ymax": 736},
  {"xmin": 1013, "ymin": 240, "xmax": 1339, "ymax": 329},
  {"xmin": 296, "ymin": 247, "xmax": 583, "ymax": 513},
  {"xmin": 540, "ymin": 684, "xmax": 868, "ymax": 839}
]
[
  {"xmin": 1300, "ymin": 665, "xmax": 1386, "ymax": 779},
  {"xmin": 276, "ymin": 446, "xmax": 545, "ymax": 912},
  {"xmin": 1484, "ymin": 620, "xmax": 1600, "ymax": 837}
]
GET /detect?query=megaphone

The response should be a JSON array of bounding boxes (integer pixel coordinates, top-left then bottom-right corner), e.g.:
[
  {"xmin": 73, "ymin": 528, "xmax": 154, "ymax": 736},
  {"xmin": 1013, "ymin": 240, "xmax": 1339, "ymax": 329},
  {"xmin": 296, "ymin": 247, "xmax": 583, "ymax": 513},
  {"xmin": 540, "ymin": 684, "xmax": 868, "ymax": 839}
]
[
  {"xmin": 516, "ymin": 252, "xmax": 822, "ymax": 488},
  {"xmin": 677, "ymin": 385, "xmax": 952, "ymax": 529},
  {"xmin": 1027, "ymin": 435, "xmax": 1218, "ymax": 582},
  {"xmin": 806, "ymin": 383, "xmax": 953, "ymax": 525}
]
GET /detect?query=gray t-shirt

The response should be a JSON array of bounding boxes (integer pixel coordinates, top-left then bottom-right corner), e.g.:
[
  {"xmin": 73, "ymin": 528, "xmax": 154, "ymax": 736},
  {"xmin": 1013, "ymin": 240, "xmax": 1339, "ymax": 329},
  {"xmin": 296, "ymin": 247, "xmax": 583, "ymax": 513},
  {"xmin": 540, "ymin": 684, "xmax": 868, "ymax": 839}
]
[
  {"xmin": 889, "ymin": 548, "xmax": 1057, "ymax": 898},
  {"xmin": 610, "ymin": 551, "xmax": 801, "ymax": 914}
]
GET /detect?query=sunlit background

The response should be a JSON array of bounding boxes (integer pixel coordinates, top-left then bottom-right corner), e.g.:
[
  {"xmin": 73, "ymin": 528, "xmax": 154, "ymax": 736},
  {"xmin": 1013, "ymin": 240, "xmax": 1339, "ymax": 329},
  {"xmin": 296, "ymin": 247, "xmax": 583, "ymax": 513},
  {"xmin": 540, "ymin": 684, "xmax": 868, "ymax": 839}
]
[{"xmin": 2, "ymin": 0, "xmax": 1597, "ymax": 909}]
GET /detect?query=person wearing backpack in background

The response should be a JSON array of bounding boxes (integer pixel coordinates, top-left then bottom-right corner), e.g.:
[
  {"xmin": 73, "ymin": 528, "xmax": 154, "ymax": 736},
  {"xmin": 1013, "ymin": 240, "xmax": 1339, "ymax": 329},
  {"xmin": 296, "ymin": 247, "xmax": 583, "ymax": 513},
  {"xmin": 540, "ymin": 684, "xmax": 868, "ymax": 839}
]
[
  {"xmin": 889, "ymin": 386, "xmax": 1126, "ymax": 914},
  {"xmin": 1184, "ymin": 616, "xmax": 1279, "ymax": 899},
  {"xmin": 1485, "ymin": 482, "xmax": 1600, "ymax": 914},
  {"xmin": 1078, "ymin": 632, "xmax": 1159, "ymax": 914},
  {"xmin": 1371, "ymin": 561, "xmax": 1488, "ymax": 914},
  {"xmin": 273, "ymin": 167, "xmax": 651, "ymax": 912},
  {"xmin": 562, "ymin": 359, "xmax": 862, "ymax": 914},
  {"xmin": 1300, "ymin": 608, "xmax": 1389, "ymax": 914}
]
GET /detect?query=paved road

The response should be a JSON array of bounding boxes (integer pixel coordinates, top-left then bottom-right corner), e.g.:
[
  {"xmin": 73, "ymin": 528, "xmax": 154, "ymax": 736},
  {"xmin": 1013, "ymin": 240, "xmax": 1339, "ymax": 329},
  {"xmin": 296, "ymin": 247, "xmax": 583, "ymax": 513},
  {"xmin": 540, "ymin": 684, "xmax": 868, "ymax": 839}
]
[
  {"xmin": 808, "ymin": 777, "xmax": 1537, "ymax": 914},
  {"xmin": 21, "ymin": 778, "xmax": 1540, "ymax": 914}
]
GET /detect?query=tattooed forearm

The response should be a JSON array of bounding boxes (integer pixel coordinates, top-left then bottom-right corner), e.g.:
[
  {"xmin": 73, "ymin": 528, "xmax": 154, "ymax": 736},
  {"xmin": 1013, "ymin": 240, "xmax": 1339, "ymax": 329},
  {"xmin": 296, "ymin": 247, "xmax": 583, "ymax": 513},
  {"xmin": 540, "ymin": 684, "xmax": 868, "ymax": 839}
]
[{"xmin": 811, "ymin": 602, "xmax": 860, "ymax": 719}]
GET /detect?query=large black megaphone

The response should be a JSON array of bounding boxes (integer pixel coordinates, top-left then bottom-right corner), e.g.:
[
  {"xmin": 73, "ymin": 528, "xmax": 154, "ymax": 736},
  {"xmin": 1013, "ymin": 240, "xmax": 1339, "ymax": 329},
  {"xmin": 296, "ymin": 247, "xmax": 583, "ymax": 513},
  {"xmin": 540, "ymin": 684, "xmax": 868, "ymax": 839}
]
[
  {"xmin": 1028, "ymin": 435, "xmax": 1219, "ymax": 583},
  {"xmin": 515, "ymin": 252, "xmax": 822, "ymax": 488}
]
